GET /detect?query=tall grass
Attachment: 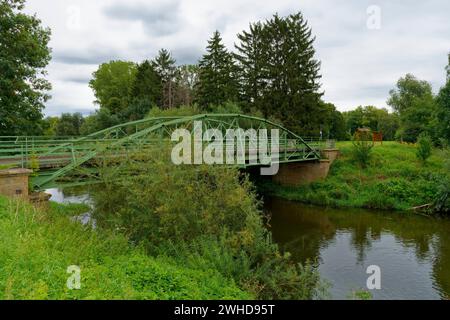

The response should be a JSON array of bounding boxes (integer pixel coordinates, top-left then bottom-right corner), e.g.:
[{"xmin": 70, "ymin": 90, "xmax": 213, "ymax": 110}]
[
  {"xmin": 260, "ymin": 142, "xmax": 449, "ymax": 212},
  {"xmin": 0, "ymin": 196, "xmax": 249, "ymax": 300},
  {"xmin": 90, "ymin": 146, "xmax": 326, "ymax": 300}
]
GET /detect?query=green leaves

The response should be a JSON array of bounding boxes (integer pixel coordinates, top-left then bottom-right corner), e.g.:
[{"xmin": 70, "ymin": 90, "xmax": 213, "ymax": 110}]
[
  {"xmin": 0, "ymin": 0, "xmax": 51, "ymax": 135},
  {"xmin": 234, "ymin": 13, "xmax": 322, "ymax": 134},
  {"xmin": 195, "ymin": 31, "xmax": 239, "ymax": 109},
  {"xmin": 416, "ymin": 133, "xmax": 433, "ymax": 163}
]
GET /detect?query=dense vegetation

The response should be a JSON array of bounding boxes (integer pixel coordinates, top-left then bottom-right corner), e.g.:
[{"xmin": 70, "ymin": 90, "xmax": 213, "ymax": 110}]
[
  {"xmin": 259, "ymin": 142, "xmax": 450, "ymax": 212},
  {"xmin": 0, "ymin": 196, "xmax": 250, "ymax": 299},
  {"xmin": 88, "ymin": 146, "xmax": 326, "ymax": 300}
]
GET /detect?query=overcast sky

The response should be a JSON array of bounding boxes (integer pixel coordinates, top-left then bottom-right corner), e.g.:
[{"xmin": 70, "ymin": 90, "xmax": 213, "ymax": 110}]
[{"xmin": 25, "ymin": 0, "xmax": 450, "ymax": 116}]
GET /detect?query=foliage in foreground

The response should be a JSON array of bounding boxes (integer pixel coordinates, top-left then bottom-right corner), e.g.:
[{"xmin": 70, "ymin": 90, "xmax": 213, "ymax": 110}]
[
  {"xmin": 90, "ymin": 147, "xmax": 326, "ymax": 300},
  {"xmin": 259, "ymin": 142, "xmax": 449, "ymax": 212},
  {"xmin": 0, "ymin": 196, "xmax": 249, "ymax": 300}
]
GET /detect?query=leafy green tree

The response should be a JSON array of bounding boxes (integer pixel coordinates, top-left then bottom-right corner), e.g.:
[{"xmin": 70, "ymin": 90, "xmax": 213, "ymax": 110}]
[
  {"xmin": 343, "ymin": 106, "xmax": 399, "ymax": 140},
  {"xmin": 42, "ymin": 117, "xmax": 59, "ymax": 136},
  {"xmin": 154, "ymin": 49, "xmax": 177, "ymax": 109},
  {"xmin": 80, "ymin": 108, "xmax": 120, "ymax": 135},
  {"xmin": 89, "ymin": 60, "xmax": 137, "ymax": 116},
  {"xmin": 56, "ymin": 113, "xmax": 84, "ymax": 136},
  {"xmin": 0, "ymin": 0, "xmax": 52, "ymax": 135},
  {"xmin": 316, "ymin": 102, "xmax": 347, "ymax": 140},
  {"xmin": 195, "ymin": 31, "xmax": 239, "ymax": 109},
  {"xmin": 388, "ymin": 74, "xmax": 436, "ymax": 142},
  {"xmin": 433, "ymin": 54, "xmax": 450, "ymax": 145},
  {"xmin": 79, "ymin": 114, "xmax": 98, "ymax": 136}
]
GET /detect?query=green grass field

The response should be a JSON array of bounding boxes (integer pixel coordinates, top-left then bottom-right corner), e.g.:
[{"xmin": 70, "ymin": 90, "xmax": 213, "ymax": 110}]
[
  {"xmin": 260, "ymin": 142, "xmax": 449, "ymax": 211},
  {"xmin": 0, "ymin": 196, "xmax": 250, "ymax": 300}
]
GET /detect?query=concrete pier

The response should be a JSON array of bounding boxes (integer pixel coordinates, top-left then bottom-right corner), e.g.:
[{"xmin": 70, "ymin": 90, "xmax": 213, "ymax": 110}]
[
  {"xmin": 0, "ymin": 168, "xmax": 33, "ymax": 197},
  {"xmin": 272, "ymin": 148, "xmax": 340, "ymax": 187}
]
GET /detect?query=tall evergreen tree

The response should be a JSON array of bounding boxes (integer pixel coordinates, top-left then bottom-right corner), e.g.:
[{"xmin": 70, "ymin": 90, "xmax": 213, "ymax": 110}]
[
  {"xmin": 234, "ymin": 22, "xmax": 266, "ymax": 112},
  {"xmin": 264, "ymin": 13, "xmax": 322, "ymax": 133},
  {"xmin": 195, "ymin": 31, "xmax": 239, "ymax": 109},
  {"xmin": 234, "ymin": 13, "xmax": 322, "ymax": 133},
  {"xmin": 154, "ymin": 49, "xmax": 177, "ymax": 109}
]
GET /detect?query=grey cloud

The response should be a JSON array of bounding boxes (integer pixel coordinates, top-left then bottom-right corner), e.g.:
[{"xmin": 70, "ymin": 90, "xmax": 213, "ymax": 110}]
[
  {"xmin": 173, "ymin": 47, "xmax": 203, "ymax": 65},
  {"xmin": 63, "ymin": 76, "xmax": 91, "ymax": 84},
  {"xmin": 103, "ymin": 0, "xmax": 182, "ymax": 36},
  {"xmin": 53, "ymin": 49, "xmax": 120, "ymax": 65}
]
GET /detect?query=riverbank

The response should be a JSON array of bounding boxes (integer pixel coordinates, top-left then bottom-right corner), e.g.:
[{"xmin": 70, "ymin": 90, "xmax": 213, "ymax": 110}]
[
  {"xmin": 0, "ymin": 196, "xmax": 250, "ymax": 299},
  {"xmin": 259, "ymin": 142, "xmax": 449, "ymax": 211}
]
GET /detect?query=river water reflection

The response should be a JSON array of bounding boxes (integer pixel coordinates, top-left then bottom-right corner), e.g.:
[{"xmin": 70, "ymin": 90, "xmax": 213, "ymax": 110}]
[{"xmin": 265, "ymin": 197, "xmax": 450, "ymax": 300}]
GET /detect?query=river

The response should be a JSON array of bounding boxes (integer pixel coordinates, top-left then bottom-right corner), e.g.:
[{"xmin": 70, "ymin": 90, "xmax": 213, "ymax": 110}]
[{"xmin": 47, "ymin": 188, "xmax": 450, "ymax": 300}]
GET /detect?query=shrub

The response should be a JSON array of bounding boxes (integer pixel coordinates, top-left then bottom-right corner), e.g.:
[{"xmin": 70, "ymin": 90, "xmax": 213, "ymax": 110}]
[
  {"xmin": 0, "ymin": 196, "xmax": 247, "ymax": 300},
  {"xmin": 416, "ymin": 133, "xmax": 432, "ymax": 163},
  {"xmin": 351, "ymin": 131, "xmax": 374, "ymax": 168},
  {"xmin": 90, "ymin": 146, "xmax": 325, "ymax": 299}
]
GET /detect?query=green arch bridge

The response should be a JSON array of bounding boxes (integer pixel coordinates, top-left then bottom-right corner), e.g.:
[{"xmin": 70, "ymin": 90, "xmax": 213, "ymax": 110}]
[{"xmin": 0, "ymin": 114, "xmax": 326, "ymax": 190}]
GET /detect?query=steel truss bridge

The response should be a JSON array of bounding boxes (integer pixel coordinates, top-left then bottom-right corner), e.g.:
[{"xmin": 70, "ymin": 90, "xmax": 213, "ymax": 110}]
[{"xmin": 0, "ymin": 114, "xmax": 323, "ymax": 190}]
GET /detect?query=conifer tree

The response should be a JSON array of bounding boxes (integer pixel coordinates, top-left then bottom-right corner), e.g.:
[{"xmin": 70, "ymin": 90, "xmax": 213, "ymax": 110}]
[
  {"xmin": 195, "ymin": 31, "xmax": 239, "ymax": 109},
  {"xmin": 234, "ymin": 22, "xmax": 266, "ymax": 112},
  {"xmin": 264, "ymin": 13, "xmax": 322, "ymax": 133},
  {"xmin": 234, "ymin": 13, "xmax": 322, "ymax": 133},
  {"xmin": 154, "ymin": 49, "xmax": 177, "ymax": 109}
]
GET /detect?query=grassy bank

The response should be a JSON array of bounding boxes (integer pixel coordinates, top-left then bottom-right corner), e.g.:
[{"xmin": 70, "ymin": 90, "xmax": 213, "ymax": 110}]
[
  {"xmin": 0, "ymin": 196, "xmax": 250, "ymax": 300},
  {"xmin": 259, "ymin": 142, "xmax": 449, "ymax": 211}
]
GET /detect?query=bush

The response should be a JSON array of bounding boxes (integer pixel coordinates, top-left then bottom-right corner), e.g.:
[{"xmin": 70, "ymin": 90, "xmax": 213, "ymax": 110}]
[
  {"xmin": 91, "ymin": 146, "xmax": 325, "ymax": 299},
  {"xmin": 0, "ymin": 196, "xmax": 247, "ymax": 300},
  {"xmin": 351, "ymin": 131, "xmax": 374, "ymax": 168},
  {"xmin": 416, "ymin": 133, "xmax": 432, "ymax": 163}
]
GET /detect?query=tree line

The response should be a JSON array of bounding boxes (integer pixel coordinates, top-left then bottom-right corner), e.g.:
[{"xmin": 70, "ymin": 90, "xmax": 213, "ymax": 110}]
[{"xmin": 1, "ymin": 1, "xmax": 449, "ymax": 145}]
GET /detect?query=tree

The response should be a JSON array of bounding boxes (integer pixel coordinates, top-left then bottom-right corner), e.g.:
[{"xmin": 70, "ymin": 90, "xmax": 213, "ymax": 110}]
[
  {"xmin": 387, "ymin": 74, "xmax": 436, "ymax": 142},
  {"xmin": 195, "ymin": 31, "xmax": 239, "ymax": 109},
  {"xmin": 154, "ymin": 49, "xmax": 177, "ymax": 109},
  {"xmin": 89, "ymin": 60, "xmax": 137, "ymax": 116},
  {"xmin": 234, "ymin": 13, "xmax": 323, "ymax": 134},
  {"xmin": 343, "ymin": 106, "xmax": 400, "ymax": 141},
  {"xmin": 42, "ymin": 116, "xmax": 59, "ymax": 136},
  {"xmin": 0, "ymin": 0, "xmax": 52, "ymax": 135},
  {"xmin": 316, "ymin": 102, "xmax": 347, "ymax": 140},
  {"xmin": 434, "ymin": 54, "xmax": 450, "ymax": 145},
  {"xmin": 234, "ymin": 21, "xmax": 266, "ymax": 112},
  {"xmin": 79, "ymin": 108, "xmax": 120, "ymax": 135},
  {"xmin": 56, "ymin": 113, "xmax": 84, "ymax": 136},
  {"xmin": 174, "ymin": 64, "xmax": 199, "ymax": 107},
  {"xmin": 126, "ymin": 60, "xmax": 162, "ymax": 121}
]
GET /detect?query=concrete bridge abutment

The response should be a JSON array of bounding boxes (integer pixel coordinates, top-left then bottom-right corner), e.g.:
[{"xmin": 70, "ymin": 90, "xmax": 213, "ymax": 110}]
[
  {"xmin": 272, "ymin": 160, "xmax": 331, "ymax": 186},
  {"xmin": 272, "ymin": 149, "xmax": 340, "ymax": 187}
]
